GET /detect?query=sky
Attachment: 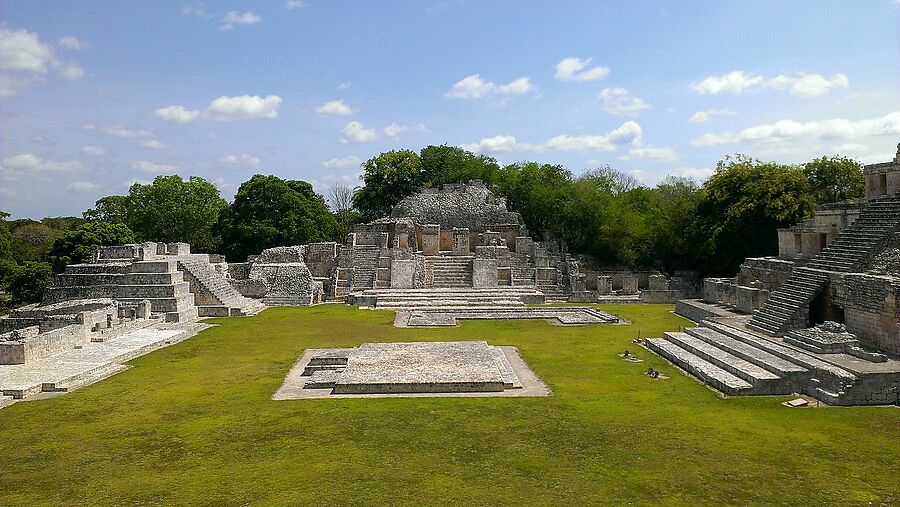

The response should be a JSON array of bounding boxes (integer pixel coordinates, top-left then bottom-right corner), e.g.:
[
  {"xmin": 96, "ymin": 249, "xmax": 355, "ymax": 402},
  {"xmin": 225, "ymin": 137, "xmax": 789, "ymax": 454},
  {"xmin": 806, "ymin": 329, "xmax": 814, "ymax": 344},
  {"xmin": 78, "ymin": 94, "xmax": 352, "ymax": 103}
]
[{"xmin": 1, "ymin": 0, "xmax": 899, "ymax": 219}]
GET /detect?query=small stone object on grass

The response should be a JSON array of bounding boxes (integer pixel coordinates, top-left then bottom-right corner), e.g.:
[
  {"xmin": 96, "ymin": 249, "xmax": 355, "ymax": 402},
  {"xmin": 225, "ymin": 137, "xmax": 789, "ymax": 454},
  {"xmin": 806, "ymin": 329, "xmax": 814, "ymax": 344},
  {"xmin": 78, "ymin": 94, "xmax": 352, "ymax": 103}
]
[{"xmin": 783, "ymin": 398, "xmax": 809, "ymax": 408}]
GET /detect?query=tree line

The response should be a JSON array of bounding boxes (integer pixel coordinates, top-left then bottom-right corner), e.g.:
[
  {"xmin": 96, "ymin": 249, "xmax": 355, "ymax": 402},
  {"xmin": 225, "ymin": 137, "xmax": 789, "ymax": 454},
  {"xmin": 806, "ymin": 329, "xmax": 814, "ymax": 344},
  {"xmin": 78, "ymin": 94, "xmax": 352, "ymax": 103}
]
[{"xmin": 0, "ymin": 145, "xmax": 863, "ymax": 309}]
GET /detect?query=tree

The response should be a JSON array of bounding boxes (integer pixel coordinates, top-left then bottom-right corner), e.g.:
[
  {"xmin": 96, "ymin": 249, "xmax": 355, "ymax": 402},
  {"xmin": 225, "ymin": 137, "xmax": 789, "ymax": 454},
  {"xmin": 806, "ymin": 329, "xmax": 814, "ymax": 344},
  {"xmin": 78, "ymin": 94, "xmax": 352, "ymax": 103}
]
[
  {"xmin": 9, "ymin": 220, "xmax": 60, "ymax": 262},
  {"xmin": 216, "ymin": 175, "xmax": 338, "ymax": 261},
  {"xmin": 47, "ymin": 221, "xmax": 136, "ymax": 272},
  {"xmin": 328, "ymin": 183, "xmax": 358, "ymax": 240},
  {"xmin": 691, "ymin": 154, "xmax": 815, "ymax": 275},
  {"xmin": 0, "ymin": 211, "xmax": 11, "ymax": 261},
  {"xmin": 803, "ymin": 155, "xmax": 864, "ymax": 204},
  {"xmin": 352, "ymin": 150, "xmax": 422, "ymax": 221},
  {"xmin": 7, "ymin": 261, "xmax": 53, "ymax": 304},
  {"xmin": 419, "ymin": 145, "xmax": 499, "ymax": 187},
  {"xmin": 85, "ymin": 176, "xmax": 227, "ymax": 252}
]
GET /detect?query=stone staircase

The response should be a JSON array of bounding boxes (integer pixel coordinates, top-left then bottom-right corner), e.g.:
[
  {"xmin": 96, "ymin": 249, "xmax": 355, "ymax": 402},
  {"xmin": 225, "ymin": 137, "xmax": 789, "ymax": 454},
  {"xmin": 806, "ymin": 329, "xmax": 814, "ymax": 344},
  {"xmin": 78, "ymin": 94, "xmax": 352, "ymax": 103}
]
[
  {"xmin": 646, "ymin": 319, "xmax": 860, "ymax": 403},
  {"xmin": 177, "ymin": 258, "xmax": 264, "ymax": 316},
  {"xmin": 426, "ymin": 255, "xmax": 473, "ymax": 288},
  {"xmin": 347, "ymin": 287, "xmax": 546, "ymax": 310},
  {"xmin": 510, "ymin": 253, "xmax": 535, "ymax": 286},
  {"xmin": 748, "ymin": 195, "xmax": 900, "ymax": 336},
  {"xmin": 117, "ymin": 260, "xmax": 198, "ymax": 323},
  {"xmin": 350, "ymin": 245, "xmax": 379, "ymax": 290}
]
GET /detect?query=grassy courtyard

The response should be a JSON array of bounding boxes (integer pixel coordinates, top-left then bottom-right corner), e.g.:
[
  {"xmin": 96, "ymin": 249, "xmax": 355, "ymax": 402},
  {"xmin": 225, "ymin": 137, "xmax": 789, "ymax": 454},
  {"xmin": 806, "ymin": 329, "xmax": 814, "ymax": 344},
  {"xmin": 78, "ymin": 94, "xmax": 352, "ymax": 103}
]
[{"xmin": 0, "ymin": 304, "xmax": 897, "ymax": 506}]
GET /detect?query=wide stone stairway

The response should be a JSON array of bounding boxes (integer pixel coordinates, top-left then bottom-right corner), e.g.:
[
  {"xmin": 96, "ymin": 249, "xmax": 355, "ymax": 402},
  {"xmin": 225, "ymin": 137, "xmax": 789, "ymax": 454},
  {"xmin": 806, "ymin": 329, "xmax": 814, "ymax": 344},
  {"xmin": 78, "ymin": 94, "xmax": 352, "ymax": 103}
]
[
  {"xmin": 177, "ymin": 258, "xmax": 264, "ymax": 316},
  {"xmin": 748, "ymin": 195, "xmax": 900, "ymax": 336},
  {"xmin": 426, "ymin": 255, "xmax": 473, "ymax": 287},
  {"xmin": 347, "ymin": 287, "xmax": 546, "ymax": 310},
  {"xmin": 645, "ymin": 319, "xmax": 867, "ymax": 403}
]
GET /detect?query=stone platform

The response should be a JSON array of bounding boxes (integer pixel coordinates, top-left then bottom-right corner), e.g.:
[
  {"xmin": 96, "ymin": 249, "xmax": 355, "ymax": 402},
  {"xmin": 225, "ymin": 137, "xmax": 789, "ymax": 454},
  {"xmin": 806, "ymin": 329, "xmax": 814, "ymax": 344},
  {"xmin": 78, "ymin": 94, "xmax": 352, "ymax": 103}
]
[
  {"xmin": 347, "ymin": 287, "xmax": 546, "ymax": 309},
  {"xmin": 393, "ymin": 306, "xmax": 622, "ymax": 327},
  {"xmin": 274, "ymin": 341, "xmax": 550, "ymax": 398},
  {"xmin": 0, "ymin": 322, "xmax": 207, "ymax": 403}
]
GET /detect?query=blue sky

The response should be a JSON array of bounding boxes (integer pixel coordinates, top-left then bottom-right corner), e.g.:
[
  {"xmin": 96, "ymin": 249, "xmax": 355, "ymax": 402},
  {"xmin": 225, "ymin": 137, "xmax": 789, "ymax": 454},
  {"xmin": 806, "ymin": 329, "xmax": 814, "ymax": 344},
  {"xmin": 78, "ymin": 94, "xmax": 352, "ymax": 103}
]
[{"xmin": 1, "ymin": 0, "xmax": 898, "ymax": 219}]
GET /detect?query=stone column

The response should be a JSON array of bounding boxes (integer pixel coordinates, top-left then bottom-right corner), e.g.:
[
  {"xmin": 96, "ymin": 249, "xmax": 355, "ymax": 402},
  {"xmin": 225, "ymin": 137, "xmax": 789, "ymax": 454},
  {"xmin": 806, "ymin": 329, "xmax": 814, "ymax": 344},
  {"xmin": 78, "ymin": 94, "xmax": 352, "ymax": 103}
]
[
  {"xmin": 452, "ymin": 228, "xmax": 470, "ymax": 255},
  {"xmin": 472, "ymin": 259, "xmax": 498, "ymax": 288},
  {"xmin": 390, "ymin": 259, "xmax": 416, "ymax": 289},
  {"xmin": 596, "ymin": 276, "xmax": 612, "ymax": 295},
  {"xmin": 621, "ymin": 275, "xmax": 639, "ymax": 295},
  {"xmin": 421, "ymin": 225, "xmax": 440, "ymax": 255}
]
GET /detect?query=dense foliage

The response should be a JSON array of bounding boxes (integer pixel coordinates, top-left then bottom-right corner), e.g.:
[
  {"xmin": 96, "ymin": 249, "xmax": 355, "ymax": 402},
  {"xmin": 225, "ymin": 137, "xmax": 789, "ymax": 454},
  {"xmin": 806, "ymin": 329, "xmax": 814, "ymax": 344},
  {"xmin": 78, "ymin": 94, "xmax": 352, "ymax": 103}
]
[
  {"xmin": 85, "ymin": 175, "xmax": 227, "ymax": 252},
  {"xmin": 47, "ymin": 221, "xmax": 136, "ymax": 272},
  {"xmin": 216, "ymin": 175, "xmax": 339, "ymax": 261},
  {"xmin": 7, "ymin": 261, "xmax": 53, "ymax": 304}
]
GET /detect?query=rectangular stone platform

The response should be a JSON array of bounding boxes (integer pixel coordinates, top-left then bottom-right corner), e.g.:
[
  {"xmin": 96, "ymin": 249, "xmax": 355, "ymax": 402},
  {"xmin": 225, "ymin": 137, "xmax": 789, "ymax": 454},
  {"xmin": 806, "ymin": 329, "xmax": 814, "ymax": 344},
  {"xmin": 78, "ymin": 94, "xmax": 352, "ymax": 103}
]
[
  {"xmin": 273, "ymin": 341, "xmax": 550, "ymax": 399},
  {"xmin": 394, "ymin": 306, "xmax": 621, "ymax": 327}
]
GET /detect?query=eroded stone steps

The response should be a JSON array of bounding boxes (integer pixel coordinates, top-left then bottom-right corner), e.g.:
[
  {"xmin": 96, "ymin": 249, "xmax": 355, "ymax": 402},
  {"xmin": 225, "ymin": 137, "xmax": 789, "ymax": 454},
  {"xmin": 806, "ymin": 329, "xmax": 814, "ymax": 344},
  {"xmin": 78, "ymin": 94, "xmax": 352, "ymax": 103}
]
[{"xmin": 646, "ymin": 337, "xmax": 754, "ymax": 395}]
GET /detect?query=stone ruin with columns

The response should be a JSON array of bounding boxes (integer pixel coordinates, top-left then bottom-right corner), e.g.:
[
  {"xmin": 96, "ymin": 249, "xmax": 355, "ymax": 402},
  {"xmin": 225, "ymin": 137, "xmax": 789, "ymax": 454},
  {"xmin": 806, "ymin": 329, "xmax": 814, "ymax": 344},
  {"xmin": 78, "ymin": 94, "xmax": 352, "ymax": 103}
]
[
  {"xmin": 228, "ymin": 181, "xmax": 597, "ymax": 309},
  {"xmin": 647, "ymin": 145, "xmax": 900, "ymax": 406}
]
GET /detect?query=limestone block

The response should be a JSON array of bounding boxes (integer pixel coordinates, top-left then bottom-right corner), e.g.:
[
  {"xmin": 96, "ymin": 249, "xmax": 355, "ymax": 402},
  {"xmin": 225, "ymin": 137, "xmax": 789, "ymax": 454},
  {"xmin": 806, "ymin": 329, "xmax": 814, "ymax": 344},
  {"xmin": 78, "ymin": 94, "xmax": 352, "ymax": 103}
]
[
  {"xmin": 166, "ymin": 243, "xmax": 191, "ymax": 256},
  {"xmin": 515, "ymin": 236, "xmax": 534, "ymax": 255},
  {"xmin": 736, "ymin": 285, "xmax": 765, "ymax": 313},
  {"xmin": 452, "ymin": 228, "xmax": 470, "ymax": 255},
  {"xmin": 136, "ymin": 300, "xmax": 151, "ymax": 319},
  {"xmin": 621, "ymin": 275, "xmax": 639, "ymax": 295},
  {"xmin": 648, "ymin": 274, "xmax": 668, "ymax": 291},
  {"xmin": 391, "ymin": 260, "xmax": 417, "ymax": 289},
  {"xmin": 421, "ymin": 225, "xmax": 440, "ymax": 255},
  {"xmin": 472, "ymin": 258, "xmax": 498, "ymax": 288},
  {"xmin": 596, "ymin": 276, "xmax": 612, "ymax": 295}
]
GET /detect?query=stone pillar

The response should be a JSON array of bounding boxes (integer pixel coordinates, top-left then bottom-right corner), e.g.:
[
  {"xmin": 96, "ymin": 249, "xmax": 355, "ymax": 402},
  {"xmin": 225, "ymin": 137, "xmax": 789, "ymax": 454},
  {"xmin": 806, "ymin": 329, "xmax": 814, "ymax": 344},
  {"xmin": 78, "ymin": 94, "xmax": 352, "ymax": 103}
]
[
  {"xmin": 452, "ymin": 228, "xmax": 470, "ymax": 255},
  {"xmin": 421, "ymin": 225, "xmax": 440, "ymax": 255},
  {"xmin": 596, "ymin": 276, "xmax": 612, "ymax": 295},
  {"xmin": 390, "ymin": 259, "xmax": 417, "ymax": 289},
  {"xmin": 167, "ymin": 242, "xmax": 191, "ymax": 256},
  {"xmin": 621, "ymin": 275, "xmax": 639, "ymax": 295},
  {"xmin": 472, "ymin": 258, "xmax": 498, "ymax": 288},
  {"xmin": 136, "ymin": 300, "xmax": 151, "ymax": 319}
]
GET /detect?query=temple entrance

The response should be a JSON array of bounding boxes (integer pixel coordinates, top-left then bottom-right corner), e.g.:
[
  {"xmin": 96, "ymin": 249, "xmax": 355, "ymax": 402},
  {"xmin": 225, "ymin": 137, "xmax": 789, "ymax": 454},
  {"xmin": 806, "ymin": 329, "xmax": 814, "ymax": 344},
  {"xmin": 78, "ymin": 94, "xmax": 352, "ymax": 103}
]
[
  {"xmin": 878, "ymin": 173, "xmax": 888, "ymax": 196},
  {"xmin": 809, "ymin": 289, "xmax": 844, "ymax": 327}
]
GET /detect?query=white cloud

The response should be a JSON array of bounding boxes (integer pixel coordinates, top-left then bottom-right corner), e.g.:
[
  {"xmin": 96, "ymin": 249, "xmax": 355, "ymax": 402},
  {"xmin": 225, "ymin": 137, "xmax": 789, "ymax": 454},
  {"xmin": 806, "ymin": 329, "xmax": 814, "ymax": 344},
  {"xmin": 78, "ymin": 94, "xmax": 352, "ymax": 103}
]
[
  {"xmin": 1, "ymin": 153, "xmax": 83, "ymax": 179},
  {"xmin": 181, "ymin": 6, "xmax": 213, "ymax": 18},
  {"xmin": 0, "ymin": 74, "xmax": 39, "ymax": 97},
  {"xmin": 285, "ymin": 0, "xmax": 303, "ymax": 9},
  {"xmin": 767, "ymin": 73, "xmax": 849, "ymax": 97},
  {"xmin": 692, "ymin": 112, "xmax": 900, "ymax": 146},
  {"xmin": 154, "ymin": 105, "xmax": 201, "ymax": 123},
  {"xmin": 81, "ymin": 146, "xmax": 106, "ymax": 156},
  {"xmin": 689, "ymin": 109, "xmax": 735, "ymax": 123},
  {"xmin": 461, "ymin": 135, "xmax": 519, "ymax": 153},
  {"xmin": 58, "ymin": 36, "xmax": 87, "ymax": 51},
  {"xmin": 322, "ymin": 156, "xmax": 362, "ymax": 169},
  {"xmin": 207, "ymin": 95, "xmax": 281, "ymax": 120},
  {"xmin": 554, "ymin": 57, "xmax": 610, "ymax": 82},
  {"xmin": 383, "ymin": 123, "xmax": 427, "ymax": 138},
  {"xmin": 56, "ymin": 61, "xmax": 84, "ymax": 80},
  {"xmin": 620, "ymin": 146, "xmax": 679, "ymax": 161},
  {"xmin": 462, "ymin": 121, "xmax": 643, "ymax": 154},
  {"xmin": 337, "ymin": 82, "xmax": 352, "ymax": 90},
  {"xmin": 82, "ymin": 123, "xmax": 154, "ymax": 139},
  {"xmin": 600, "ymin": 87, "xmax": 651, "ymax": 116},
  {"xmin": 316, "ymin": 99, "xmax": 352, "ymax": 116},
  {"xmin": 673, "ymin": 166, "xmax": 714, "ymax": 181},
  {"xmin": 0, "ymin": 28, "xmax": 85, "ymax": 84},
  {"xmin": 132, "ymin": 160, "xmax": 178, "ymax": 174},
  {"xmin": 445, "ymin": 74, "xmax": 537, "ymax": 99},
  {"xmin": 68, "ymin": 181, "xmax": 100, "ymax": 191},
  {"xmin": 0, "ymin": 28, "xmax": 53, "ymax": 73},
  {"xmin": 220, "ymin": 11, "xmax": 261, "ymax": 31},
  {"xmin": 141, "ymin": 139, "xmax": 167, "ymax": 149},
  {"xmin": 341, "ymin": 121, "xmax": 377, "ymax": 143},
  {"xmin": 220, "ymin": 154, "xmax": 262, "ymax": 169},
  {"xmin": 692, "ymin": 70, "xmax": 849, "ymax": 97}
]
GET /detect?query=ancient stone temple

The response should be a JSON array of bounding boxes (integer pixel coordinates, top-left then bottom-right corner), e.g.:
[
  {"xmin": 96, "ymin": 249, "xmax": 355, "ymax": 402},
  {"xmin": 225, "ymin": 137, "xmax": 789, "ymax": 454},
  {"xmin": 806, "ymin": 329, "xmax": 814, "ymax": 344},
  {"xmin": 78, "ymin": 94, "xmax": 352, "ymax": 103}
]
[
  {"xmin": 229, "ymin": 181, "xmax": 590, "ymax": 308},
  {"xmin": 650, "ymin": 145, "xmax": 900, "ymax": 406}
]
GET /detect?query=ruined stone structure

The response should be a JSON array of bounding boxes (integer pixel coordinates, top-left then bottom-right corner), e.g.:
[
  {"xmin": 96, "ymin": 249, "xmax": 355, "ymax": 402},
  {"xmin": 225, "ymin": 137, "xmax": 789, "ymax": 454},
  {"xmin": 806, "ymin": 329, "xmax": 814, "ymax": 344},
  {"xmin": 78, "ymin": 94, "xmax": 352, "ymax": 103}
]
[
  {"xmin": 232, "ymin": 182, "xmax": 593, "ymax": 307},
  {"xmin": 652, "ymin": 145, "xmax": 900, "ymax": 405}
]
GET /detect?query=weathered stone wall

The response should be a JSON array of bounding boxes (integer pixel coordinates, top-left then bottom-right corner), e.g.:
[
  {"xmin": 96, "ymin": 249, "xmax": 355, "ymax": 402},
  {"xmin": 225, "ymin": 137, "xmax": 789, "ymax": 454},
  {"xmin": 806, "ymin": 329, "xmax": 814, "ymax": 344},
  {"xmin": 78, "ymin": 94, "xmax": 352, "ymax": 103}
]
[
  {"xmin": 390, "ymin": 181, "xmax": 525, "ymax": 234},
  {"xmin": 834, "ymin": 273, "xmax": 900, "ymax": 355}
]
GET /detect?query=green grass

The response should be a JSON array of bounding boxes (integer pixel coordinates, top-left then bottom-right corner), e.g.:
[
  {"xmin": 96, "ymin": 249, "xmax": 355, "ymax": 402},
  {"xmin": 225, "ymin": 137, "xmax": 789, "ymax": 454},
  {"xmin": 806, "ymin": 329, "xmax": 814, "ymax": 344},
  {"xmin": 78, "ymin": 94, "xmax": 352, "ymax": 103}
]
[{"xmin": 1, "ymin": 304, "xmax": 897, "ymax": 506}]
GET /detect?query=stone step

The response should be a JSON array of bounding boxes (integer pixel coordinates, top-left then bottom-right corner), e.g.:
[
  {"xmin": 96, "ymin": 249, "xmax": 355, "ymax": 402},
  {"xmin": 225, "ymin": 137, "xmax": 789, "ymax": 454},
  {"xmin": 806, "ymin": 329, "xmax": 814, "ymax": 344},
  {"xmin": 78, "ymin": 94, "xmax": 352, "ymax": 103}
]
[
  {"xmin": 645, "ymin": 337, "xmax": 753, "ymax": 395},
  {"xmin": 663, "ymin": 332, "xmax": 790, "ymax": 394},
  {"xmin": 685, "ymin": 326, "xmax": 808, "ymax": 377}
]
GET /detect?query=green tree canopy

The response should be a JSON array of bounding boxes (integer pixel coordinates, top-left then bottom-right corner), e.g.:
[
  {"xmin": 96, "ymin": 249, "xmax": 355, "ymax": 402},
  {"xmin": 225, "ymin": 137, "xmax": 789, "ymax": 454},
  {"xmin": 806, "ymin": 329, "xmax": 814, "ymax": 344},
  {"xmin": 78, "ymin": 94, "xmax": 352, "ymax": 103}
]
[
  {"xmin": 7, "ymin": 261, "xmax": 53, "ymax": 304},
  {"xmin": 419, "ymin": 145, "xmax": 499, "ymax": 187},
  {"xmin": 85, "ymin": 176, "xmax": 227, "ymax": 252},
  {"xmin": 352, "ymin": 149, "xmax": 422, "ymax": 221},
  {"xmin": 216, "ymin": 175, "xmax": 338, "ymax": 261},
  {"xmin": 803, "ymin": 155, "xmax": 864, "ymax": 204},
  {"xmin": 47, "ymin": 221, "xmax": 136, "ymax": 272},
  {"xmin": 691, "ymin": 155, "xmax": 815, "ymax": 275},
  {"xmin": 0, "ymin": 211, "xmax": 11, "ymax": 261}
]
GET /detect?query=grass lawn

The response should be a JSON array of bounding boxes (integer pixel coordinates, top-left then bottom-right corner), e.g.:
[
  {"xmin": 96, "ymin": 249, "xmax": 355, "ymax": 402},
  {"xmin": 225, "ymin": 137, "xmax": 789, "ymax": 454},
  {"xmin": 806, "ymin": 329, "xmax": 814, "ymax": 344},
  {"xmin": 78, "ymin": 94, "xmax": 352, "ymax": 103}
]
[{"xmin": 1, "ymin": 304, "xmax": 897, "ymax": 506}]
